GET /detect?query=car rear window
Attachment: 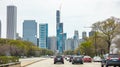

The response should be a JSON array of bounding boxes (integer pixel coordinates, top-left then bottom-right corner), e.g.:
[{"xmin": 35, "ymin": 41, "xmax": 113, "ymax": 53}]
[
  {"xmin": 109, "ymin": 54, "xmax": 120, "ymax": 58},
  {"xmin": 56, "ymin": 56, "xmax": 62, "ymax": 58}
]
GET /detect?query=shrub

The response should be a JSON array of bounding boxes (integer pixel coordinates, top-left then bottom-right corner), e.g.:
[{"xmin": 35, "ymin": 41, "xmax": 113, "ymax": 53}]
[{"xmin": 0, "ymin": 56, "xmax": 19, "ymax": 64}]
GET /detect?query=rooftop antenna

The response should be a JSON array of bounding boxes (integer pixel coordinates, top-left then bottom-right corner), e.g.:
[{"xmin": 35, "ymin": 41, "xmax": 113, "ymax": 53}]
[{"xmin": 59, "ymin": 0, "xmax": 64, "ymax": 11}]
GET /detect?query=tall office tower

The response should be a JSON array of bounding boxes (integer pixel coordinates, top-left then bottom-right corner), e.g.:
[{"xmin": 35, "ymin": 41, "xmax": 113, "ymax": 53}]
[
  {"xmin": 89, "ymin": 31, "xmax": 95, "ymax": 37},
  {"xmin": 82, "ymin": 31, "xmax": 87, "ymax": 39},
  {"xmin": 48, "ymin": 36, "xmax": 57, "ymax": 53},
  {"xmin": 39, "ymin": 24, "xmax": 48, "ymax": 48},
  {"xmin": 0, "ymin": 20, "xmax": 1, "ymax": 38},
  {"xmin": 56, "ymin": 10, "xmax": 60, "ymax": 23},
  {"xmin": 65, "ymin": 38, "xmax": 74, "ymax": 51},
  {"xmin": 56, "ymin": 10, "xmax": 64, "ymax": 53},
  {"xmin": 74, "ymin": 30, "xmax": 79, "ymax": 39},
  {"xmin": 73, "ymin": 30, "xmax": 80, "ymax": 49},
  {"xmin": 23, "ymin": 20, "xmax": 37, "ymax": 45},
  {"xmin": 7, "ymin": 5, "xmax": 17, "ymax": 40}
]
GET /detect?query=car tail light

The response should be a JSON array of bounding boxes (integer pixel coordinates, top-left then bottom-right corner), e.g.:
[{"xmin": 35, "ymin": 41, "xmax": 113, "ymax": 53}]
[
  {"xmin": 107, "ymin": 57, "xmax": 111, "ymax": 60},
  {"xmin": 119, "ymin": 57, "xmax": 120, "ymax": 60}
]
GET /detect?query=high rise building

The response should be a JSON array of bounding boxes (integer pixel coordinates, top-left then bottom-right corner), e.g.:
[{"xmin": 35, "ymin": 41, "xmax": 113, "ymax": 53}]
[
  {"xmin": 56, "ymin": 10, "xmax": 64, "ymax": 53},
  {"xmin": 65, "ymin": 38, "xmax": 74, "ymax": 51},
  {"xmin": 82, "ymin": 31, "xmax": 87, "ymax": 39},
  {"xmin": 39, "ymin": 24, "xmax": 48, "ymax": 48},
  {"xmin": 73, "ymin": 30, "xmax": 80, "ymax": 49},
  {"xmin": 89, "ymin": 31, "xmax": 95, "ymax": 37},
  {"xmin": 0, "ymin": 20, "xmax": 1, "ymax": 38},
  {"xmin": 74, "ymin": 30, "xmax": 79, "ymax": 39},
  {"xmin": 23, "ymin": 20, "xmax": 37, "ymax": 45},
  {"xmin": 7, "ymin": 5, "xmax": 17, "ymax": 40},
  {"xmin": 48, "ymin": 36, "xmax": 57, "ymax": 53}
]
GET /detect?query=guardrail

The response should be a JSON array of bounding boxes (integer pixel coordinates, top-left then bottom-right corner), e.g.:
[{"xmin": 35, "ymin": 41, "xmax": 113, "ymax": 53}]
[{"xmin": 0, "ymin": 62, "xmax": 21, "ymax": 67}]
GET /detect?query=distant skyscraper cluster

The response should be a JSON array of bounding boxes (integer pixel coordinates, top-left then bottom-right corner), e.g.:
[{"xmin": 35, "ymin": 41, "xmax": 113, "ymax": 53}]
[
  {"xmin": 0, "ymin": 5, "xmax": 96, "ymax": 54},
  {"xmin": 23, "ymin": 21, "xmax": 48, "ymax": 48}
]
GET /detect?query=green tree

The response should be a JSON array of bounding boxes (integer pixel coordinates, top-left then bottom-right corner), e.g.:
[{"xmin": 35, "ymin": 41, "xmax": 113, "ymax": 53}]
[
  {"xmin": 63, "ymin": 50, "xmax": 74, "ymax": 55},
  {"xmin": 76, "ymin": 41, "xmax": 95, "ymax": 57}
]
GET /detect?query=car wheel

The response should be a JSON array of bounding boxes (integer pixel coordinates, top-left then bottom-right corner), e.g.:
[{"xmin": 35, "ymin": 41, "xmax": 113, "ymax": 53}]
[
  {"xmin": 72, "ymin": 62, "xmax": 74, "ymax": 64},
  {"xmin": 106, "ymin": 65, "xmax": 108, "ymax": 67},
  {"xmin": 62, "ymin": 62, "xmax": 64, "ymax": 64},
  {"xmin": 54, "ymin": 62, "xmax": 56, "ymax": 64},
  {"xmin": 114, "ymin": 66, "xmax": 116, "ymax": 67},
  {"xmin": 101, "ymin": 64, "xmax": 104, "ymax": 67},
  {"xmin": 81, "ymin": 62, "xmax": 83, "ymax": 64}
]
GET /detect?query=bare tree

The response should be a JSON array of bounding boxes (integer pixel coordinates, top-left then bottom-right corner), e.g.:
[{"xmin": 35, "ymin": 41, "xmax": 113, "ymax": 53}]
[{"xmin": 92, "ymin": 17, "xmax": 119, "ymax": 53}]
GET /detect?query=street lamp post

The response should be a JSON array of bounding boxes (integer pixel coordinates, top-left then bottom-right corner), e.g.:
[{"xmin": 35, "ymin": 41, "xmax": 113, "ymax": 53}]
[{"xmin": 94, "ymin": 31, "xmax": 97, "ymax": 56}]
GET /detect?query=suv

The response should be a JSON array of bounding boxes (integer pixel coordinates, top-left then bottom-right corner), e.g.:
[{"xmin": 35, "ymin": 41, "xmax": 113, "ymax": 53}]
[
  {"xmin": 54, "ymin": 56, "xmax": 64, "ymax": 64},
  {"xmin": 101, "ymin": 54, "xmax": 120, "ymax": 67},
  {"xmin": 72, "ymin": 56, "xmax": 83, "ymax": 64}
]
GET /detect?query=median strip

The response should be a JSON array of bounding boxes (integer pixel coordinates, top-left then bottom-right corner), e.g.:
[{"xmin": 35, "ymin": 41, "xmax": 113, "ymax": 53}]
[{"xmin": 21, "ymin": 58, "xmax": 46, "ymax": 67}]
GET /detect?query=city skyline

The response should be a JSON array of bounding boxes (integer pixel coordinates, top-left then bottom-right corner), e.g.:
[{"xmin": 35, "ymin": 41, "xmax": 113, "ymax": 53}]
[{"xmin": 0, "ymin": 0, "xmax": 120, "ymax": 38}]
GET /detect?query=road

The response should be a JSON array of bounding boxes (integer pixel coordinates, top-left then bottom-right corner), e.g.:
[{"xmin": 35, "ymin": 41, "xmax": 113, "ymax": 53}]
[
  {"xmin": 19, "ymin": 57, "xmax": 46, "ymax": 67},
  {"xmin": 26, "ymin": 58, "xmax": 101, "ymax": 67}
]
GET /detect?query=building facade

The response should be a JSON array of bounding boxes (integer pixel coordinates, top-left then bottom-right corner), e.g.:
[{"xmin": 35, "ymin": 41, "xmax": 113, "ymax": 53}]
[
  {"xmin": 89, "ymin": 31, "xmax": 95, "ymax": 37},
  {"xmin": 23, "ymin": 20, "xmax": 37, "ymax": 45},
  {"xmin": 7, "ymin": 5, "xmax": 17, "ymax": 40},
  {"xmin": 39, "ymin": 24, "xmax": 48, "ymax": 48},
  {"xmin": 62, "ymin": 33, "xmax": 67, "ymax": 51},
  {"xmin": 82, "ymin": 31, "xmax": 87, "ymax": 39},
  {"xmin": 73, "ymin": 30, "xmax": 80, "ymax": 50},
  {"xmin": 48, "ymin": 36, "xmax": 57, "ymax": 53},
  {"xmin": 65, "ymin": 38, "xmax": 74, "ymax": 51}
]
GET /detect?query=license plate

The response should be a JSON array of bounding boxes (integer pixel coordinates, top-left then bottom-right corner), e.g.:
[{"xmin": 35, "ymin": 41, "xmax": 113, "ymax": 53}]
[
  {"xmin": 77, "ymin": 59, "xmax": 79, "ymax": 61},
  {"xmin": 57, "ymin": 58, "xmax": 60, "ymax": 60},
  {"xmin": 112, "ymin": 59, "xmax": 117, "ymax": 61}
]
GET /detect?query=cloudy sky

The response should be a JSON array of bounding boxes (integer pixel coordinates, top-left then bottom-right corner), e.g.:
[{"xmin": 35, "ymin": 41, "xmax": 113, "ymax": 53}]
[{"xmin": 0, "ymin": 0, "xmax": 120, "ymax": 38}]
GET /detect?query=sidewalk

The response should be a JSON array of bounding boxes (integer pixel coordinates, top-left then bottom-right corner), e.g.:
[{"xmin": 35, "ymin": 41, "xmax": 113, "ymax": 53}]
[{"xmin": 19, "ymin": 57, "xmax": 46, "ymax": 67}]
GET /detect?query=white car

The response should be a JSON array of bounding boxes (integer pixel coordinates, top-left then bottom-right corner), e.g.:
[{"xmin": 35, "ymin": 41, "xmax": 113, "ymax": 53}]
[{"xmin": 93, "ymin": 56, "xmax": 102, "ymax": 62}]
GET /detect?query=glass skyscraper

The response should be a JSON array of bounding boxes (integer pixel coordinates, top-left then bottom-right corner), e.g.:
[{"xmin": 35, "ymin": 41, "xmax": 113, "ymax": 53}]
[
  {"xmin": 7, "ymin": 5, "xmax": 17, "ymax": 40},
  {"xmin": 39, "ymin": 24, "xmax": 48, "ymax": 48},
  {"xmin": 23, "ymin": 20, "xmax": 37, "ymax": 45},
  {"xmin": 56, "ymin": 10, "xmax": 64, "ymax": 53}
]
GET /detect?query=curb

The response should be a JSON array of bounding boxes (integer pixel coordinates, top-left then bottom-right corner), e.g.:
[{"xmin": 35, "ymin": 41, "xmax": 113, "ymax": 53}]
[{"xmin": 21, "ymin": 59, "xmax": 46, "ymax": 67}]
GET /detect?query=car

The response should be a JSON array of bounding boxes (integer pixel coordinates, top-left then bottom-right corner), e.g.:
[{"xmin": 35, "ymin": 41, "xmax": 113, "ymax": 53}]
[
  {"xmin": 72, "ymin": 56, "xmax": 83, "ymax": 64},
  {"xmin": 69, "ymin": 56, "xmax": 73, "ymax": 62},
  {"xmin": 54, "ymin": 56, "xmax": 64, "ymax": 64},
  {"xmin": 83, "ymin": 56, "xmax": 92, "ymax": 62},
  {"xmin": 93, "ymin": 56, "xmax": 102, "ymax": 62},
  {"xmin": 101, "ymin": 54, "xmax": 120, "ymax": 67}
]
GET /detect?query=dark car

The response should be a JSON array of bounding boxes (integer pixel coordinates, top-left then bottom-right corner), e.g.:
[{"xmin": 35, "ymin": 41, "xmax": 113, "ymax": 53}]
[
  {"xmin": 101, "ymin": 54, "xmax": 120, "ymax": 67},
  {"xmin": 69, "ymin": 56, "xmax": 73, "ymax": 62},
  {"xmin": 72, "ymin": 56, "xmax": 83, "ymax": 64},
  {"xmin": 54, "ymin": 56, "xmax": 64, "ymax": 64}
]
